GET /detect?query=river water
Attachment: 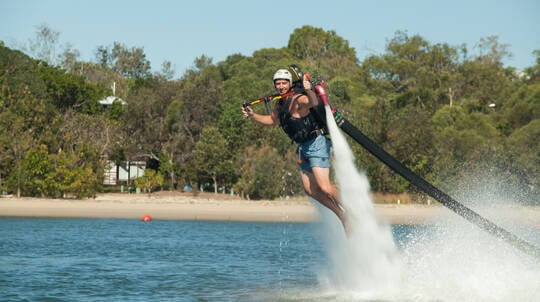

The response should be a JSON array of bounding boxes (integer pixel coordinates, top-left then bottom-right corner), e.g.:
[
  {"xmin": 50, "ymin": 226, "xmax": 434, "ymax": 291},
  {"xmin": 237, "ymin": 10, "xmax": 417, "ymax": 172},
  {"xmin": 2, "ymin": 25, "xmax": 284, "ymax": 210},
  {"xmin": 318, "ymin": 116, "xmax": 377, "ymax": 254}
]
[{"xmin": 1, "ymin": 218, "xmax": 538, "ymax": 301}]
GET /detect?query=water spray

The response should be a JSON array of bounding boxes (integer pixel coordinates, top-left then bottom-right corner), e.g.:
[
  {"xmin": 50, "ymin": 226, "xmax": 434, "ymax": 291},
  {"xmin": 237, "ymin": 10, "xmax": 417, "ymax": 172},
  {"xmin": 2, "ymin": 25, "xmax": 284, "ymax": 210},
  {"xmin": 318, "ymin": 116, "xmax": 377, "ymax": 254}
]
[{"xmin": 313, "ymin": 84, "xmax": 540, "ymax": 261}]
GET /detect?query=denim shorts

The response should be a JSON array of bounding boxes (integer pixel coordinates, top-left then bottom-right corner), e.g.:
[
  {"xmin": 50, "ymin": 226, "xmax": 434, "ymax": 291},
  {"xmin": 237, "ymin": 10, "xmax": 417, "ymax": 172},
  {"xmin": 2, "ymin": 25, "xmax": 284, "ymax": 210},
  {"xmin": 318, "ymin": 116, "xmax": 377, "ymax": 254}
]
[{"xmin": 298, "ymin": 135, "xmax": 332, "ymax": 173}]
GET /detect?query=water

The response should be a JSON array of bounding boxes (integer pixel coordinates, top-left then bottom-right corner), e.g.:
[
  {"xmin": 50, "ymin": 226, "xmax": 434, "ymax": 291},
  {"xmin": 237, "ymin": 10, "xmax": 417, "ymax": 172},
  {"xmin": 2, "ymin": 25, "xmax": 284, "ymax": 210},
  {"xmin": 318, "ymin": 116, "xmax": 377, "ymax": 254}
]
[
  {"xmin": 1, "ymin": 218, "xmax": 322, "ymax": 301},
  {"xmin": 0, "ymin": 218, "xmax": 380, "ymax": 301},
  {"xmin": 1, "ymin": 217, "xmax": 539, "ymax": 301},
  {"xmin": 1, "ymin": 109, "xmax": 539, "ymax": 302}
]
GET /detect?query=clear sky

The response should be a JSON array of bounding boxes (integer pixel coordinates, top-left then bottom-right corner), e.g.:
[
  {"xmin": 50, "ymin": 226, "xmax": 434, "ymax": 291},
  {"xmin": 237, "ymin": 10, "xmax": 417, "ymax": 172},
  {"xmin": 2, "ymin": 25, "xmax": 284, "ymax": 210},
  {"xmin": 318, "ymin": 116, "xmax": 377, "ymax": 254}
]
[{"xmin": 2, "ymin": 0, "xmax": 539, "ymax": 78}]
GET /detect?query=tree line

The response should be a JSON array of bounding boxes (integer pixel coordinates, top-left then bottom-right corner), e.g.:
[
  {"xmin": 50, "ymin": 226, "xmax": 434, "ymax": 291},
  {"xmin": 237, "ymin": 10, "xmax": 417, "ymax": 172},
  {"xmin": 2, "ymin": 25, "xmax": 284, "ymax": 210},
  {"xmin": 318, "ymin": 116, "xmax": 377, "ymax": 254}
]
[{"xmin": 1, "ymin": 25, "xmax": 538, "ymax": 204}]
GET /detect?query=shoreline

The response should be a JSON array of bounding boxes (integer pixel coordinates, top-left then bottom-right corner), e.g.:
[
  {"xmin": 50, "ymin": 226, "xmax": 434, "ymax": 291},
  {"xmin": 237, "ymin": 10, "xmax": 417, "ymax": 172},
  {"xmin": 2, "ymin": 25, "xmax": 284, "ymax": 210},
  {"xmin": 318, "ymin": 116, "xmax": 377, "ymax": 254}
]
[{"xmin": 1, "ymin": 193, "xmax": 538, "ymax": 226}]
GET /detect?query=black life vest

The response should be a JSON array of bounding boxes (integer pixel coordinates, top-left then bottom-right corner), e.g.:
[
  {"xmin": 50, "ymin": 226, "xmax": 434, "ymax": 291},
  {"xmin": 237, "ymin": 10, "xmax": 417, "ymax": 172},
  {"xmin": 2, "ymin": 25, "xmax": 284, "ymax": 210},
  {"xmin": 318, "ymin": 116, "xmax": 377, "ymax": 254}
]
[{"xmin": 276, "ymin": 93, "xmax": 327, "ymax": 144}]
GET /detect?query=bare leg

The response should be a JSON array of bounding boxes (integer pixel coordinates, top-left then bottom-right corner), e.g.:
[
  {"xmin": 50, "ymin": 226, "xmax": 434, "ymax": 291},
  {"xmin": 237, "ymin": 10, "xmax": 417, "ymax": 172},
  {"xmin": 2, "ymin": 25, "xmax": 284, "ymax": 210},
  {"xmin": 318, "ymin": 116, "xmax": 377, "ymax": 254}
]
[{"xmin": 301, "ymin": 168, "xmax": 350, "ymax": 235}]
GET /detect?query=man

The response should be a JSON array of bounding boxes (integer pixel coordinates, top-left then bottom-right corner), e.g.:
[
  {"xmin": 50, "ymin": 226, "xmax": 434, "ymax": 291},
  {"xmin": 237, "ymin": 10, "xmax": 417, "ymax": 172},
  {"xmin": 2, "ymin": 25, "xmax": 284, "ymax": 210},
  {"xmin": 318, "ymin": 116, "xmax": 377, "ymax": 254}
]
[{"xmin": 242, "ymin": 67, "xmax": 349, "ymax": 234}]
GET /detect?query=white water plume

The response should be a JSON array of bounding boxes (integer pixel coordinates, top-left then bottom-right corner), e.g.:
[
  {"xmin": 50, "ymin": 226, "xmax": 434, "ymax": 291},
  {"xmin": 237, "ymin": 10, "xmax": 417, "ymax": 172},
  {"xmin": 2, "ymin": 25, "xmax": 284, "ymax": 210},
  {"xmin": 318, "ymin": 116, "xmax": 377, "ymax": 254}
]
[
  {"xmin": 315, "ymin": 106, "xmax": 403, "ymax": 297},
  {"xmin": 310, "ymin": 106, "xmax": 540, "ymax": 301}
]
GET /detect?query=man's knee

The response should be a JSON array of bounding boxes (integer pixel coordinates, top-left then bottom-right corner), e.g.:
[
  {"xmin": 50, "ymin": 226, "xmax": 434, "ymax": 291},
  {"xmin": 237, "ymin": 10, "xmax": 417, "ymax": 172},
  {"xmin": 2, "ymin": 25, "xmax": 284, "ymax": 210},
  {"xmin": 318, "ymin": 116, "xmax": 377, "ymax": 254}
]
[
  {"xmin": 302, "ymin": 182, "xmax": 313, "ymax": 196},
  {"xmin": 318, "ymin": 183, "xmax": 337, "ymax": 198}
]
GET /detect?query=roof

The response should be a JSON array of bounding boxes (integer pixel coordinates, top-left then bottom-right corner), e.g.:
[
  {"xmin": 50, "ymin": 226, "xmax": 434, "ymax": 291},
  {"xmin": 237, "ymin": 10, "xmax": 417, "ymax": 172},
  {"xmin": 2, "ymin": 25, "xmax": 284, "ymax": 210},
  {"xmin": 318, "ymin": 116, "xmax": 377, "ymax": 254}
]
[{"xmin": 98, "ymin": 96, "xmax": 127, "ymax": 106}]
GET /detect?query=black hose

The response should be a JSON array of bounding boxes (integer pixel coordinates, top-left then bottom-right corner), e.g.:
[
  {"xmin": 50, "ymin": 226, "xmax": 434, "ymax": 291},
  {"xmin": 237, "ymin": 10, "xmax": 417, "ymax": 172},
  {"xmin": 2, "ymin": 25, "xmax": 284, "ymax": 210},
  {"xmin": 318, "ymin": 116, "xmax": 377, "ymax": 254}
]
[{"xmin": 336, "ymin": 115, "xmax": 540, "ymax": 260}]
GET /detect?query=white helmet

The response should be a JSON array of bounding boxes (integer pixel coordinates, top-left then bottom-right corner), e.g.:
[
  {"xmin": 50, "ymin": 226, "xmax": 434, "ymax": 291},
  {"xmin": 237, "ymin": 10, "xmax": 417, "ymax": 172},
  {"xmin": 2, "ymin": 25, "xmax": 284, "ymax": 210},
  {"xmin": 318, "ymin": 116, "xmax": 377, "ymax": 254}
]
[{"xmin": 273, "ymin": 69, "xmax": 292, "ymax": 83}]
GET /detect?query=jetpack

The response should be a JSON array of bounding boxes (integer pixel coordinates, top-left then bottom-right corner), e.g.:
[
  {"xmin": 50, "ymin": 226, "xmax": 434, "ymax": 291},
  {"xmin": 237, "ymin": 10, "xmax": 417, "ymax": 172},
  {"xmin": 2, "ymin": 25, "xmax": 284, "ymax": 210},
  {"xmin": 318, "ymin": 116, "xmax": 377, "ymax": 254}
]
[{"xmin": 312, "ymin": 84, "xmax": 540, "ymax": 260}]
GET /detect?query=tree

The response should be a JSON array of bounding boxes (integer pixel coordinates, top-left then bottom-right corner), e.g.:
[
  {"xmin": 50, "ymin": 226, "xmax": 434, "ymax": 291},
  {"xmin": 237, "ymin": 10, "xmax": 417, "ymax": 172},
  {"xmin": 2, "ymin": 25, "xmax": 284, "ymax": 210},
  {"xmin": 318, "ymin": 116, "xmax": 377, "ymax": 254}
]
[
  {"xmin": 110, "ymin": 42, "xmax": 151, "ymax": 78},
  {"xmin": 386, "ymin": 106, "xmax": 434, "ymax": 186},
  {"xmin": 457, "ymin": 60, "xmax": 512, "ymax": 112},
  {"xmin": 288, "ymin": 25, "xmax": 358, "ymax": 76},
  {"xmin": 28, "ymin": 24, "xmax": 60, "ymax": 65},
  {"xmin": 133, "ymin": 169, "xmax": 164, "ymax": 194},
  {"xmin": 176, "ymin": 61, "xmax": 224, "ymax": 144},
  {"xmin": 37, "ymin": 63, "xmax": 105, "ymax": 113},
  {"xmin": 93, "ymin": 42, "xmax": 152, "ymax": 79},
  {"xmin": 504, "ymin": 82, "xmax": 540, "ymax": 130},
  {"xmin": 506, "ymin": 119, "xmax": 540, "ymax": 202},
  {"xmin": 190, "ymin": 126, "xmax": 233, "ymax": 193},
  {"xmin": 217, "ymin": 101, "xmax": 251, "ymax": 152},
  {"xmin": 475, "ymin": 35, "xmax": 512, "ymax": 67},
  {"xmin": 58, "ymin": 44, "xmax": 80, "ymax": 73},
  {"xmin": 156, "ymin": 151, "xmax": 177, "ymax": 190},
  {"xmin": 362, "ymin": 31, "xmax": 460, "ymax": 112},
  {"xmin": 524, "ymin": 49, "xmax": 540, "ymax": 81},
  {"xmin": 0, "ymin": 44, "xmax": 49, "ymax": 100},
  {"xmin": 430, "ymin": 105, "xmax": 501, "ymax": 190},
  {"xmin": 159, "ymin": 60, "xmax": 175, "ymax": 80},
  {"xmin": 162, "ymin": 98, "xmax": 193, "ymax": 184},
  {"xmin": 53, "ymin": 148, "xmax": 100, "ymax": 198},
  {"xmin": 60, "ymin": 111, "xmax": 123, "ymax": 157},
  {"xmin": 21, "ymin": 145, "xmax": 54, "ymax": 197},
  {"xmin": 0, "ymin": 111, "xmax": 33, "ymax": 198},
  {"xmin": 234, "ymin": 144, "xmax": 297, "ymax": 200}
]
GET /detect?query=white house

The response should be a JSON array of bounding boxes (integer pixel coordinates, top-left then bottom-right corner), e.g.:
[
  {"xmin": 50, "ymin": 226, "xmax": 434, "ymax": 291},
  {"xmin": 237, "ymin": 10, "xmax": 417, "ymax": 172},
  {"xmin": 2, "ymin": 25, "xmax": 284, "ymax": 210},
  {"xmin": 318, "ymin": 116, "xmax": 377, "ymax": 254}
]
[{"xmin": 103, "ymin": 160, "xmax": 146, "ymax": 185}]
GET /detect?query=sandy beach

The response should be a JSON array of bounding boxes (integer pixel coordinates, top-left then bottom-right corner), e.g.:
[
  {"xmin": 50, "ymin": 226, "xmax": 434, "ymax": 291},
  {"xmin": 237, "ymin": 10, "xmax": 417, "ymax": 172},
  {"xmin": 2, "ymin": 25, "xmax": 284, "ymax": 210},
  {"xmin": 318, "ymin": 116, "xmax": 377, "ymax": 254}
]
[{"xmin": 1, "ymin": 192, "xmax": 539, "ymax": 226}]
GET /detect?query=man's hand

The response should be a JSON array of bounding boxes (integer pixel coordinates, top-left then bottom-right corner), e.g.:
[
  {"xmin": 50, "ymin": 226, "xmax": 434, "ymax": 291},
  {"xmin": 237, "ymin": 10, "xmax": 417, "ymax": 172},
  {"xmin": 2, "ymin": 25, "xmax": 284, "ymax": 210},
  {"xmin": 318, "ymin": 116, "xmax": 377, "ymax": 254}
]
[
  {"xmin": 242, "ymin": 106, "xmax": 254, "ymax": 119},
  {"xmin": 302, "ymin": 74, "xmax": 312, "ymax": 90}
]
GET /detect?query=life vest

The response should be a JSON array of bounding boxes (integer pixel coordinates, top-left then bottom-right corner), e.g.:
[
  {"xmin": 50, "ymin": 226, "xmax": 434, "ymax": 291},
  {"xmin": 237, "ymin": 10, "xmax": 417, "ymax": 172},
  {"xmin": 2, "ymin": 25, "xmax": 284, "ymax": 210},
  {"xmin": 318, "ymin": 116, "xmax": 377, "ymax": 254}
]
[{"xmin": 276, "ymin": 92, "xmax": 328, "ymax": 144}]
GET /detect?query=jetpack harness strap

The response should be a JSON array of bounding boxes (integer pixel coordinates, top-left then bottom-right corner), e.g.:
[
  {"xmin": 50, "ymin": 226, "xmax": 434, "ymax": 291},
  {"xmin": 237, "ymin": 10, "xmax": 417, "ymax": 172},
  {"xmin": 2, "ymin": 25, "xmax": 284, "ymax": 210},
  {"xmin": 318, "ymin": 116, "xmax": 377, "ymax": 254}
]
[{"xmin": 313, "ymin": 84, "xmax": 540, "ymax": 260}]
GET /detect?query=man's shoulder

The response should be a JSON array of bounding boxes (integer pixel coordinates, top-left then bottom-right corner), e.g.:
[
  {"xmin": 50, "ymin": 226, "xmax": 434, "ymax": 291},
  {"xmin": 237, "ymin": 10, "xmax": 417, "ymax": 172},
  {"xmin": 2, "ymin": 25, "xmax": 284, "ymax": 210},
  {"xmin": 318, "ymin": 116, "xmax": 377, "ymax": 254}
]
[
  {"xmin": 296, "ymin": 90, "xmax": 320, "ymax": 106},
  {"xmin": 293, "ymin": 92, "xmax": 310, "ymax": 102}
]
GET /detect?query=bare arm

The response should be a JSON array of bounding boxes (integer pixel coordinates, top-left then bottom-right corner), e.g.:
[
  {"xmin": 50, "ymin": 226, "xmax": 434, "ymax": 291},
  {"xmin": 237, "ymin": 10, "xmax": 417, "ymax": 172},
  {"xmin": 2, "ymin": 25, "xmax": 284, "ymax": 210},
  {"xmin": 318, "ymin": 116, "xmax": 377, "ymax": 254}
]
[
  {"xmin": 242, "ymin": 105, "xmax": 278, "ymax": 126},
  {"xmin": 303, "ymin": 75, "xmax": 320, "ymax": 108},
  {"xmin": 304, "ymin": 90, "xmax": 320, "ymax": 107}
]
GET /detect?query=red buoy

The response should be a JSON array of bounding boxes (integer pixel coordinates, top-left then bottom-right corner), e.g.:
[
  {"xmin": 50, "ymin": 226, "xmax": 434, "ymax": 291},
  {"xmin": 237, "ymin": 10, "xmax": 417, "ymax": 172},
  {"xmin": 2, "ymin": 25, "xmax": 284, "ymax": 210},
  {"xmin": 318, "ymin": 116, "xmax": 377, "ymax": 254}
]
[{"xmin": 141, "ymin": 215, "xmax": 152, "ymax": 222}]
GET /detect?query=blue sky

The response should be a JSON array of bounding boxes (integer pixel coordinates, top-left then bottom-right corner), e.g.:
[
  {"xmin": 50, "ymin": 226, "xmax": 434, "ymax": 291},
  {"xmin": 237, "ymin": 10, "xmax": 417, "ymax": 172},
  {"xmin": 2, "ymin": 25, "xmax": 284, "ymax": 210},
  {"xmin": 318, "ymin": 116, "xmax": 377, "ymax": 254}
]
[{"xmin": 2, "ymin": 0, "xmax": 539, "ymax": 78}]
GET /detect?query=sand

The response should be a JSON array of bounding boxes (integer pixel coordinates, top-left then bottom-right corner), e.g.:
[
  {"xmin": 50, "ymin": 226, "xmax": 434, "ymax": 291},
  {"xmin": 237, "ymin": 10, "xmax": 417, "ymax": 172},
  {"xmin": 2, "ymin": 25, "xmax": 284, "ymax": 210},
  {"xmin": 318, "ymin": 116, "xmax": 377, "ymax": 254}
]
[{"xmin": 1, "ymin": 192, "xmax": 538, "ymax": 226}]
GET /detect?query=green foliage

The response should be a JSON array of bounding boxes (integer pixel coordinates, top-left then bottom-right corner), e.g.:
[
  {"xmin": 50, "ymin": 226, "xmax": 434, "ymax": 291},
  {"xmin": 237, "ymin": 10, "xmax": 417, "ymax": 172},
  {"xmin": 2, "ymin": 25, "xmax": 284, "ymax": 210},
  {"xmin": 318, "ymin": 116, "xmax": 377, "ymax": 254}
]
[
  {"xmin": 37, "ymin": 62, "xmax": 105, "ymax": 113},
  {"xmin": 504, "ymin": 82, "xmax": 540, "ymax": 129},
  {"xmin": 363, "ymin": 31, "xmax": 459, "ymax": 93},
  {"xmin": 21, "ymin": 145, "xmax": 54, "ymax": 197},
  {"xmin": 100, "ymin": 42, "xmax": 152, "ymax": 78},
  {"xmin": 288, "ymin": 25, "xmax": 357, "ymax": 76},
  {"xmin": 1, "ymin": 27, "xmax": 539, "ymax": 204},
  {"xmin": 506, "ymin": 119, "xmax": 540, "ymax": 202},
  {"xmin": 190, "ymin": 126, "xmax": 234, "ymax": 193},
  {"xmin": 0, "ymin": 107, "xmax": 35, "ymax": 197},
  {"xmin": 387, "ymin": 107, "xmax": 434, "ymax": 181},
  {"xmin": 108, "ymin": 99, "xmax": 125, "ymax": 120},
  {"xmin": 217, "ymin": 101, "xmax": 250, "ymax": 152},
  {"xmin": 0, "ymin": 45, "xmax": 48, "ymax": 100},
  {"xmin": 156, "ymin": 151, "xmax": 177, "ymax": 190},
  {"xmin": 17, "ymin": 145, "xmax": 101, "ymax": 198},
  {"xmin": 458, "ymin": 60, "xmax": 512, "ymax": 111},
  {"xmin": 430, "ymin": 105, "xmax": 503, "ymax": 191},
  {"xmin": 133, "ymin": 169, "xmax": 164, "ymax": 194},
  {"xmin": 235, "ymin": 145, "xmax": 298, "ymax": 200},
  {"xmin": 54, "ymin": 149, "xmax": 99, "ymax": 198}
]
